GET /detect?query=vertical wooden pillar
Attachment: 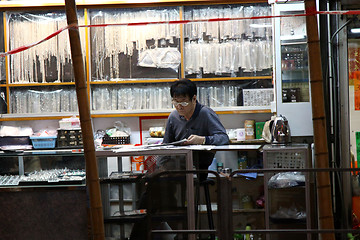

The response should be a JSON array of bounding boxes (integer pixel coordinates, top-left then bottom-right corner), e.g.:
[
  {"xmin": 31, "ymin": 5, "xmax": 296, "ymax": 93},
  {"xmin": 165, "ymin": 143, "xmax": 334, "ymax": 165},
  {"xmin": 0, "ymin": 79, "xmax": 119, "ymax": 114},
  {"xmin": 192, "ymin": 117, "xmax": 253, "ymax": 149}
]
[
  {"xmin": 64, "ymin": 0, "xmax": 105, "ymax": 239},
  {"xmin": 305, "ymin": 0, "xmax": 335, "ymax": 239}
]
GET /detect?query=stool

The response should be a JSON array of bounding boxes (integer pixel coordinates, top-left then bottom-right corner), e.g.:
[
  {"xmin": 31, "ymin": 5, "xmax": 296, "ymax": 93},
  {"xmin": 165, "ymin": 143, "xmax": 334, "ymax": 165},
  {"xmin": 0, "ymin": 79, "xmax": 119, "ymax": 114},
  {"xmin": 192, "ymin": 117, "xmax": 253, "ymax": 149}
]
[{"xmin": 195, "ymin": 178, "xmax": 215, "ymax": 240}]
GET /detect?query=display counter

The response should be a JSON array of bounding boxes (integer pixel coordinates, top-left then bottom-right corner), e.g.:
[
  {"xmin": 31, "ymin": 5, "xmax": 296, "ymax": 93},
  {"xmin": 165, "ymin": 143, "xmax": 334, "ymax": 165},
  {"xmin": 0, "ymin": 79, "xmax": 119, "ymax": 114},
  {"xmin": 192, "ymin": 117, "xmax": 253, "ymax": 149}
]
[
  {"xmin": 96, "ymin": 144, "xmax": 263, "ymax": 239},
  {"xmin": 0, "ymin": 149, "xmax": 87, "ymax": 239},
  {"xmin": 0, "ymin": 144, "xmax": 264, "ymax": 239}
]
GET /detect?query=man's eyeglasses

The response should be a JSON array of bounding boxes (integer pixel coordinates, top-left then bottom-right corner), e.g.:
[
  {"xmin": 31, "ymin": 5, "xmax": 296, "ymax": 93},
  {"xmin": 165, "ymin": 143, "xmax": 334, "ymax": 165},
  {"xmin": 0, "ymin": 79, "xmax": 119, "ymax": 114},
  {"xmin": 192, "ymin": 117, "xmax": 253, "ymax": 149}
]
[{"xmin": 172, "ymin": 100, "xmax": 190, "ymax": 107}]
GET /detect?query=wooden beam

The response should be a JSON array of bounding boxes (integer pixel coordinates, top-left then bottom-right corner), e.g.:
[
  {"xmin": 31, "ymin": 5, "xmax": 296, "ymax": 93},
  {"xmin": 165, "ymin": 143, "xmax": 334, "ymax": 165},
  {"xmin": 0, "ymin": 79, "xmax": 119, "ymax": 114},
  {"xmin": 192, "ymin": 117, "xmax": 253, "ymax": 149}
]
[
  {"xmin": 305, "ymin": 0, "xmax": 335, "ymax": 239},
  {"xmin": 64, "ymin": 0, "xmax": 105, "ymax": 239}
]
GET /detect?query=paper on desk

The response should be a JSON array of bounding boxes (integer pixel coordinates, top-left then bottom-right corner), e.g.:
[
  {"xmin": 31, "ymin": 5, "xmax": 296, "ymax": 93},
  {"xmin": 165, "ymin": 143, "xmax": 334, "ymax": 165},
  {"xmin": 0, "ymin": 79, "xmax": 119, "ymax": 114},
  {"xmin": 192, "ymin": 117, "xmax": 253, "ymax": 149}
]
[
  {"xmin": 144, "ymin": 138, "xmax": 188, "ymax": 147},
  {"xmin": 112, "ymin": 144, "xmax": 175, "ymax": 152},
  {"xmin": 112, "ymin": 140, "xmax": 215, "ymax": 153},
  {"xmin": 113, "ymin": 139, "xmax": 188, "ymax": 151},
  {"xmin": 173, "ymin": 145, "xmax": 215, "ymax": 151}
]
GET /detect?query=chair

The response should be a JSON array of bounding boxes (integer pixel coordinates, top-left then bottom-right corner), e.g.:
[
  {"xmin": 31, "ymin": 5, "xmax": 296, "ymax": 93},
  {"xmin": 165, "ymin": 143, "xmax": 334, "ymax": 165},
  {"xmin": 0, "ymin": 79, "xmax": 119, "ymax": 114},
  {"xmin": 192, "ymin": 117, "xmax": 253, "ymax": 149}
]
[{"xmin": 195, "ymin": 177, "xmax": 216, "ymax": 240}]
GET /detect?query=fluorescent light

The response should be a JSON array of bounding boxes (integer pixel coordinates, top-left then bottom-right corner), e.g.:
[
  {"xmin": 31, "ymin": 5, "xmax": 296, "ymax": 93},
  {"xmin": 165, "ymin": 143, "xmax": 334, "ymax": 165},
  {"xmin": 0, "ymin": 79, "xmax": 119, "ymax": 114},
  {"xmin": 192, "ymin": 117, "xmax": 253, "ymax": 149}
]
[{"xmin": 350, "ymin": 28, "xmax": 360, "ymax": 33}]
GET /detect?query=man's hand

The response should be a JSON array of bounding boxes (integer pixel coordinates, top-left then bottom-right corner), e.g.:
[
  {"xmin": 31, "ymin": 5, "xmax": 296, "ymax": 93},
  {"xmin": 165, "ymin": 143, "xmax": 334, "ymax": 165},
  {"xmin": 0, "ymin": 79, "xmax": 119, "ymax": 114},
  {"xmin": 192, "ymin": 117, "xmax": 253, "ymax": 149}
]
[{"xmin": 185, "ymin": 135, "xmax": 206, "ymax": 145}]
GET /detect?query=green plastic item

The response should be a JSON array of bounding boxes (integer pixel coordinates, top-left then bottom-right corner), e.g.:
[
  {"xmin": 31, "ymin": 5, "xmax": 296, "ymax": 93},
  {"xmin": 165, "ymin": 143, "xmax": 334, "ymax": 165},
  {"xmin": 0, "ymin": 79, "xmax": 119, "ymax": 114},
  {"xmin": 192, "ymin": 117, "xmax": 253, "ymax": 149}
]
[
  {"xmin": 356, "ymin": 132, "xmax": 360, "ymax": 165},
  {"xmin": 245, "ymin": 224, "xmax": 252, "ymax": 240},
  {"xmin": 233, "ymin": 233, "xmax": 243, "ymax": 240},
  {"xmin": 255, "ymin": 122, "xmax": 265, "ymax": 139},
  {"xmin": 347, "ymin": 233, "xmax": 355, "ymax": 240}
]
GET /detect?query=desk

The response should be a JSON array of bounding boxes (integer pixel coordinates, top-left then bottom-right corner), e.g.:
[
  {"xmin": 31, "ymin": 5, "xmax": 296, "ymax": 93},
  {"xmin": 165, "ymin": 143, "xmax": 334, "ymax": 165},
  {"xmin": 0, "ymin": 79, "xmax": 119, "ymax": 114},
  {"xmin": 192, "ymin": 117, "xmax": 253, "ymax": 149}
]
[
  {"xmin": 96, "ymin": 144, "xmax": 263, "ymax": 239},
  {"xmin": 96, "ymin": 147, "xmax": 195, "ymax": 239}
]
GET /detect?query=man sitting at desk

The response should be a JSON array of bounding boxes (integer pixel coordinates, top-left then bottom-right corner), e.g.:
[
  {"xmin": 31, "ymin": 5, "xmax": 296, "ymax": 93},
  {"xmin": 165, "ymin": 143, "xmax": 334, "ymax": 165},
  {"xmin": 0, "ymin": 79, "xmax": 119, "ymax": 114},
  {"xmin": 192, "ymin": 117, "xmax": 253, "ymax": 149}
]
[
  {"xmin": 130, "ymin": 78, "xmax": 229, "ymax": 240},
  {"xmin": 161, "ymin": 78, "xmax": 229, "ymax": 170}
]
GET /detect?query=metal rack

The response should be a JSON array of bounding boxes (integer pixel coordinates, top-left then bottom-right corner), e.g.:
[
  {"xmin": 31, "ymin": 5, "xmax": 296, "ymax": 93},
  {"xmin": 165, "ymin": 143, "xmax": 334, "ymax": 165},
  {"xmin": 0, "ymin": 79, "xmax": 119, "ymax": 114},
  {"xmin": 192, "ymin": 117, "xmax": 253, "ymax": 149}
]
[{"xmin": 263, "ymin": 143, "xmax": 312, "ymax": 240}]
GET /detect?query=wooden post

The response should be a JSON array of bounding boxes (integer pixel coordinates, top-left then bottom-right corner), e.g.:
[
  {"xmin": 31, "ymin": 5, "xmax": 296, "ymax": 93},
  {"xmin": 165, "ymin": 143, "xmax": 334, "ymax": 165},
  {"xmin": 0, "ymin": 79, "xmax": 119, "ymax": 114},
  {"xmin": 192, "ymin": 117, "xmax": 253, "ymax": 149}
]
[
  {"xmin": 305, "ymin": 0, "xmax": 335, "ymax": 239},
  {"xmin": 64, "ymin": 0, "xmax": 105, "ymax": 239}
]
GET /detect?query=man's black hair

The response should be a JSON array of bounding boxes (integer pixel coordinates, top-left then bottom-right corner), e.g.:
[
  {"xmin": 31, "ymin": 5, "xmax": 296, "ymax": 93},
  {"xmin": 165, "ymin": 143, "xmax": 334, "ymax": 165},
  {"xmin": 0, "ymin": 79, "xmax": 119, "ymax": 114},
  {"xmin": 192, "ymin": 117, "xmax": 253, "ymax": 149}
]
[{"xmin": 170, "ymin": 78, "xmax": 197, "ymax": 99}]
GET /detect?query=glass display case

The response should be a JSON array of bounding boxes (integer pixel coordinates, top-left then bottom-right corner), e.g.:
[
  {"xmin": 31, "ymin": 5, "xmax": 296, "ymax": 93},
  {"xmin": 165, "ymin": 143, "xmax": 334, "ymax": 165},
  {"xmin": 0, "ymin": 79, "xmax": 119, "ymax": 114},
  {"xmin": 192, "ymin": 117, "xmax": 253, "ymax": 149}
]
[
  {"xmin": 0, "ymin": 149, "xmax": 85, "ymax": 187},
  {"xmin": 281, "ymin": 43, "xmax": 310, "ymax": 103},
  {"xmin": 273, "ymin": 2, "xmax": 313, "ymax": 136},
  {"xmin": 280, "ymin": 9, "xmax": 309, "ymax": 104},
  {"xmin": 0, "ymin": 149, "xmax": 87, "ymax": 239}
]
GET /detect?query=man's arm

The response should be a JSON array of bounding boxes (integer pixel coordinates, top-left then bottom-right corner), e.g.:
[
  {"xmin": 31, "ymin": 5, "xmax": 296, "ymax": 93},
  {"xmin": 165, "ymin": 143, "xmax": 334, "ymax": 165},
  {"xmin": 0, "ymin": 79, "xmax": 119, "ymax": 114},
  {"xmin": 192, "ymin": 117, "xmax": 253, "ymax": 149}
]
[
  {"xmin": 204, "ymin": 111, "xmax": 229, "ymax": 145},
  {"xmin": 162, "ymin": 117, "xmax": 175, "ymax": 144},
  {"xmin": 186, "ymin": 135, "xmax": 206, "ymax": 145},
  {"xmin": 194, "ymin": 108, "xmax": 229, "ymax": 146}
]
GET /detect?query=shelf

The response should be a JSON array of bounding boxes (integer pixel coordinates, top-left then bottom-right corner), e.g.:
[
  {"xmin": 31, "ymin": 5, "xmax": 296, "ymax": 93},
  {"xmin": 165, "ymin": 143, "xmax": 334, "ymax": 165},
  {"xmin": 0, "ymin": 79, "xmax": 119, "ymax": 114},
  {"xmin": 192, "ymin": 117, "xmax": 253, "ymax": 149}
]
[
  {"xmin": 282, "ymin": 68, "xmax": 308, "ymax": 72},
  {"xmin": 213, "ymin": 106, "xmax": 272, "ymax": 114},
  {"xmin": 280, "ymin": 40, "xmax": 307, "ymax": 45},
  {"xmin": 269, "ymin": 217, "xmax": 307, "ymax": 224},
  {"xmin": 282, "ymin": 79, "xmax": 309, "ymax": 83},
  {"xmin": 89, "ymin": 76, "xmax": 272, "ymax": 85},
  {"xmin": 90, "ymin": 79, "xmax": 178, "ymax": 85},
  {"xmin": 109, "ymin": 199, "xmax": 133, "ymax": 203},
  {"xmin": 232, "ymin": 208, "xmax": 265, "ymax": 213},
  {"xmin": 0, "ymin": 112, "xmax": 80, "ymax": 121},
  {"xmin": 0, "ymin": 184, "xmax": 85, "ymax": 191},
  {"xmin": 198, "ymin": 208, "xmax": 265, "ymax": 214},
  {"xmin": 8, "ymin": 82, "xmax": 76, "ymax": 87},
  {"xmin": 229, "ymin": 139, "xmax": 266, "ymax": 144},
  {"xmin": 0, "ymin": 106, "xmax": 272, "ymax": 121},
  {"xmin": 0, "ymin": 76, "xmax": 273, "ymax": 89},
  {"xmin": 104, "ymin": 215, "xmax": 146, "ymax": 224},
  {"xmin": 100, "ymin": 175, "xmax": 144, "ymax": 184},
  {"xmin": 0, "ymin": 148, "xmax": 84, "ymax": 156},
  {"xmin": 268, "ymin": 185, "xmax": 306, "ymax": 190},
  {"xmin": 0, "ymin": 0, "xmax": 269, "ymax": 9}
]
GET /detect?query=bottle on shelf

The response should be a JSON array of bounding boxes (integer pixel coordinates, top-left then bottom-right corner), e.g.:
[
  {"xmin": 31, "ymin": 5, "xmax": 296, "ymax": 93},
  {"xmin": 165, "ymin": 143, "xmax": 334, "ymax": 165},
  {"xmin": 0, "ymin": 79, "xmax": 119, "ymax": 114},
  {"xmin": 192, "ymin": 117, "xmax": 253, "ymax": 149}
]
[{"xmin": 244, "ymin": 224, "xmax": 251, "ymax": 240}]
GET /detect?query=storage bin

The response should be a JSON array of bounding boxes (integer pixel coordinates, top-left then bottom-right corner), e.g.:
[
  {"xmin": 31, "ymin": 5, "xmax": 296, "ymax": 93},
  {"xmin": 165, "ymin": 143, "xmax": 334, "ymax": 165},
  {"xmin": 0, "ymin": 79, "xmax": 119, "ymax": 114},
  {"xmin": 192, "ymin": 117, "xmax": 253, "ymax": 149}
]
[
  {"xmin": 59, "ymin": 119, "xmax": 80, "ymax": 129},
  {"xmin": 30, "ymin": 136, "xmax": 57, "ymax": 149},
  {"xmin": 0, "ymin": 136, "xmax": 30, "ymax": 147},
  {"xmin": 57, "ymin": 129, "xmax": 83, "ymax": 148}
]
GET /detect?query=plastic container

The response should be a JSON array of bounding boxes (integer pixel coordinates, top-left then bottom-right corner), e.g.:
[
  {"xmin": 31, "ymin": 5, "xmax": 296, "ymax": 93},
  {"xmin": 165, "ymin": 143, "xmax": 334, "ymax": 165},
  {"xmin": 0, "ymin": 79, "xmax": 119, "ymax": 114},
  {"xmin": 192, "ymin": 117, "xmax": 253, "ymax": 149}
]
[
  {"xmin": 217, "ymin": 162, "xmax": 224, "ymax": 173},
  {"xmin": 0, "ymin": 136, "xmax": 30, "ymax": 147},
  {"xmin": 30, "ymin": 136, "xmax": 57, "ymax": 149},
  {"xmin": 59, "ymin": 117, "xmax": 80, "ymax": 129},
  {"xmin": 149, "ymin": 127, "xmax": 165, "ymax": 138},
  {"xmin": 57, "ymin": 129, "xmax": 83, "ymax": 148},
  {"xmin": 244, "ymin": 120, "xmax": 255, "ymax": 140}
]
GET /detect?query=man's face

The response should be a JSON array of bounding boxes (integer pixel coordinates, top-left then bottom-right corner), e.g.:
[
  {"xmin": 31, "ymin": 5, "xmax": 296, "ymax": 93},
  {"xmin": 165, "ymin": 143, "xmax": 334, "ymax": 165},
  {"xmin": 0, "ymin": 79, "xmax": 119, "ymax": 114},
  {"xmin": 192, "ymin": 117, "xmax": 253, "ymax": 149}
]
[{"xmin": 172, "ymin": 95, "xmax": 196, "ymax": 119}]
